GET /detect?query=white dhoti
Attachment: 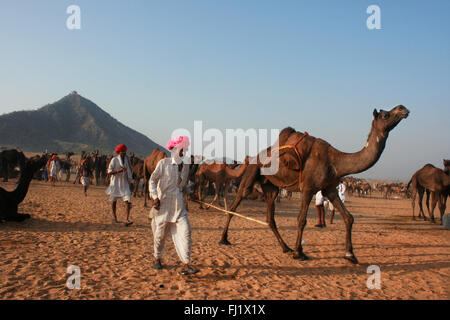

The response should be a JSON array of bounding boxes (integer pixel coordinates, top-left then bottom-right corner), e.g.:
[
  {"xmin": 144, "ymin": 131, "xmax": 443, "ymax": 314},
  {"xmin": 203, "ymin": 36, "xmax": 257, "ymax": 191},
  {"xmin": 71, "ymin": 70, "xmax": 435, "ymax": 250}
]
[
  {"xmin": 151, "ymin": 214, "xmax": 192, "ymax": 264},
  {"xmin": 149, "ymin": 157, "xmax": 192, "ymax": 265}
]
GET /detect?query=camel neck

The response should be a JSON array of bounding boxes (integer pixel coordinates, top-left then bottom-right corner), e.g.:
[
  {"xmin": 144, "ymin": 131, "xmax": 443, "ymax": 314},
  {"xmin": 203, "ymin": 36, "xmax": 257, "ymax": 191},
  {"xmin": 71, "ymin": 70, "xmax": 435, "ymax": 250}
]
[
  {"xmin": 13, "ymin": 169, "xmax": 34, "ymax": 204},
  {"xmin": 333, "ymin": 122, "xmax": 387, "ymax": 177}
]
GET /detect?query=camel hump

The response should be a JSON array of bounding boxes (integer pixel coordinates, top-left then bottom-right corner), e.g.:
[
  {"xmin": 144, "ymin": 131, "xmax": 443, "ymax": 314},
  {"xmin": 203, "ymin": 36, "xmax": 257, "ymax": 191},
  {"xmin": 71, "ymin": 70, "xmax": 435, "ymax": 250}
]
[{"xmin": 278, "ymin": 127, "xmax": 296, "ymax": 145}]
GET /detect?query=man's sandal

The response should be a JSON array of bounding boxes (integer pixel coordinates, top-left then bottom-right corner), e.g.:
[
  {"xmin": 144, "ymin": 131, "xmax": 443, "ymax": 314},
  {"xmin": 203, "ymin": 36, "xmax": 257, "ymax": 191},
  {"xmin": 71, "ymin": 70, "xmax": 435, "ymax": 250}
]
[{"xmin": 180, "ymin": 267, "xmax": 199, "ymax": 275}]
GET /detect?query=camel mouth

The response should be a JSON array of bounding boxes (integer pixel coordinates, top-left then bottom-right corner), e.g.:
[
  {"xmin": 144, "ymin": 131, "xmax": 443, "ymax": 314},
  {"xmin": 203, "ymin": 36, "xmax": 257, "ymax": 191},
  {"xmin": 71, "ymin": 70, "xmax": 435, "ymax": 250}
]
[
  {"xmin": 395, "ymin": 106, "xmax": 409, "ymax": 119},
  {"xmin": 401, "ymin": 109, "xmax": 410, "ymax": 119}
]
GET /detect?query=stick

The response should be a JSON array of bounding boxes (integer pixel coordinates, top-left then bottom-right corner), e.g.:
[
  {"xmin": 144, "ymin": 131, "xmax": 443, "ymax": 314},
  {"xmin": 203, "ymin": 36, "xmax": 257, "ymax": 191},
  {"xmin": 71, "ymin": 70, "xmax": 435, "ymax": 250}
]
[{"xmin": 193, "ymin": 200, "xmax": 268, "ymax": 226}]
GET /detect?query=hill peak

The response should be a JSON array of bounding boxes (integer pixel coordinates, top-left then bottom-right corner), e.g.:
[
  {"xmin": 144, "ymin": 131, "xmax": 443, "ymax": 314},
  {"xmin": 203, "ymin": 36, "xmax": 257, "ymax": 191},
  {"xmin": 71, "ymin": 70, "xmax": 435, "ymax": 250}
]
[{"xmin": 0, "ymin": 93, "xmax": 163, "ymax": 156}]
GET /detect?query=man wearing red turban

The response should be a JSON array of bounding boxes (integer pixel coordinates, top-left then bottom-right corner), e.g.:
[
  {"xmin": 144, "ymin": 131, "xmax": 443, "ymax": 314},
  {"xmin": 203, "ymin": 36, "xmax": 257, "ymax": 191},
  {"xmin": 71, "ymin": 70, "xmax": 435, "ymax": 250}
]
[{"xmin": 106, "ymin": 144, "xmax": 134, "ymax": 226}]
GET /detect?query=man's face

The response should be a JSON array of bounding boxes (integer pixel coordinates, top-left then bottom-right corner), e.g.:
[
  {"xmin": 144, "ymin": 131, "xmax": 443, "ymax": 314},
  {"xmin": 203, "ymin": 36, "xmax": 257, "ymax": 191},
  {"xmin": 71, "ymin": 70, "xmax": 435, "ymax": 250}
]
[
  {"xmin": 178, "ymin": 148, "xmax": 184, "ymax": 158},
  {"xmin": 120, "ymin": 151, "xmax": 126, "ymax": 157}
]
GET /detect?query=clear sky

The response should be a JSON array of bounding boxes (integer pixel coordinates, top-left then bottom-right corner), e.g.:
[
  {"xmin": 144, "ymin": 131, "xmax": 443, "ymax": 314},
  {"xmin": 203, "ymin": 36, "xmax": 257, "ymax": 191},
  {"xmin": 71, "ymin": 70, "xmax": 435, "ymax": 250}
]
[{"xmin": 0, "ymin": 0, "xmax": 449, "ymax": 181}]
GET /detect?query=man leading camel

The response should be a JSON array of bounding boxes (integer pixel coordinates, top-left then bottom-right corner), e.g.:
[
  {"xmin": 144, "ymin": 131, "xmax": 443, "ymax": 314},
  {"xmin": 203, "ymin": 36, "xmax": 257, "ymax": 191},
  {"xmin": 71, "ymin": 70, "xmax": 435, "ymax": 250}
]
[
  {"xmin": 149, "ymin": 136, "xmax": 199, "ymax": 275},
  {"xmin": 106, "ymin": 144, "xmax": 134, "ymax": 226}
]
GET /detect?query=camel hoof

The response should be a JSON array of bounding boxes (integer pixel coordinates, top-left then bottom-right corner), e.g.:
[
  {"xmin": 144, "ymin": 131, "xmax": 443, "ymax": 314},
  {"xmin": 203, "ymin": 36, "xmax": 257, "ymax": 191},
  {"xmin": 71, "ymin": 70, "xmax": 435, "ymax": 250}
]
[
  {"xmin": 218, "ymin": 239, "xmax": 231, "ymax": 246},
  {"xmin": 293, "ymin": 252, "xmax": 309, "ymax": 261},
  {"xmin": 344, "ymin": 254, "xmax": 359, "ymax": 264},
  {"xmin": 283, "ymin": 247, "xmax": 293, "ymax": 253}
]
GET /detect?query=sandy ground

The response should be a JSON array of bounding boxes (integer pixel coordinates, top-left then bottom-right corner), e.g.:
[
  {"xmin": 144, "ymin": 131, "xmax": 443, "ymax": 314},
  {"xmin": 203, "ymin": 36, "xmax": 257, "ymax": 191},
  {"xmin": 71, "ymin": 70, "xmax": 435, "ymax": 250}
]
[{"xmin": 0, "ymin": 177, "xmax": 449, "ymax": 300}]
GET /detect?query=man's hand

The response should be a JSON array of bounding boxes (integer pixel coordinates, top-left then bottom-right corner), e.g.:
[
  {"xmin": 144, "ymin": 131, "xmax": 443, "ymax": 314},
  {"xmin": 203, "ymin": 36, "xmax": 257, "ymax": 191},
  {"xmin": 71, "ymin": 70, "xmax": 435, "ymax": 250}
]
[
  {"xmin": 153, "ymin": 198, "xmax": 160, "ymax": 210},
  {"xmin": 112, "ymin": 167, "xmax": 125, "ymax": 175}
]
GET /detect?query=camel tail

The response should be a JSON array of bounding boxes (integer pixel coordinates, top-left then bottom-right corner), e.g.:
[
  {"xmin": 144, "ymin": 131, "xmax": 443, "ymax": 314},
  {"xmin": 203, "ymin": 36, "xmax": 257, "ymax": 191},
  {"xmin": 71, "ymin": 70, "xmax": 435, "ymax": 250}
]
[{"xmin": 407, "ymin": 179, "xmax": 412, "ymax": 190}]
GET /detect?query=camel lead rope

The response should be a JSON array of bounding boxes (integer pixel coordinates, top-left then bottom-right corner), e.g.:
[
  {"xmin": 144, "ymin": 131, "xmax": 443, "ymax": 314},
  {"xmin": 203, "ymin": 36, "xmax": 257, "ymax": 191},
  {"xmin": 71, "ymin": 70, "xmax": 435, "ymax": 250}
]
[{"xmin": 193, "ymin": 200, "xmax": 268, "ymax": 226}]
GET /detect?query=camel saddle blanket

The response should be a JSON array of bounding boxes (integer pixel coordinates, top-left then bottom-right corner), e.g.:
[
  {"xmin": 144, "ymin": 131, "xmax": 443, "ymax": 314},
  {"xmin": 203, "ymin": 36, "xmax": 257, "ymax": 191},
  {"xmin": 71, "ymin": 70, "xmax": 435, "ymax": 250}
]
[{"xmin": 263, "ymin": 132, "xmax": 308, "ymax": 186}]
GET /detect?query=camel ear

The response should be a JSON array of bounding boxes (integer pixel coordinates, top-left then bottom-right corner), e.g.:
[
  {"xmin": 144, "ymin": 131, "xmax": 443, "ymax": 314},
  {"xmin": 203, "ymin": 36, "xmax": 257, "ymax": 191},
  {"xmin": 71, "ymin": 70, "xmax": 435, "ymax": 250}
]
[{"xmin": 373, "ymin": 109, "xmax": 379, "ymax": 118}]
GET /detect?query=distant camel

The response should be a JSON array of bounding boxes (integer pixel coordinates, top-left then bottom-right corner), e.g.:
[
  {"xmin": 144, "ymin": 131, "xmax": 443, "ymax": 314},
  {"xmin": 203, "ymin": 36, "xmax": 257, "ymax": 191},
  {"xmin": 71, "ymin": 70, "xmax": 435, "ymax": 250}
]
[
  {"xmin": 0, "ymin": 156, "xmax": 47, "ymax": 222},
  {"xmin": 129, "ymin": 153, "xmax": 145, "ymax": 197},
  {"xmin": 58, "ymin": 152, "xmax": 74, "ymax": 182},
  {"xmin": 195, "ymin": 157, "xmax": 250, "ymax": 210},
  {"xmin": 143, "ymin": 149, "xmax": 167, "ymax": 207},
  {"xmin": 219, "ymin": 105, "xmax": 409, "ymax": 264},
  {"xmin": 408, "ymin": 164, "xmax": 450, "ymax": 223},
  {"xmin": 92, "ymin": 153, "xmax": 108, "ymax": 186},
  {"xmin": 0, "ymin": 149, "xmax": 26, "ymax": 182}
]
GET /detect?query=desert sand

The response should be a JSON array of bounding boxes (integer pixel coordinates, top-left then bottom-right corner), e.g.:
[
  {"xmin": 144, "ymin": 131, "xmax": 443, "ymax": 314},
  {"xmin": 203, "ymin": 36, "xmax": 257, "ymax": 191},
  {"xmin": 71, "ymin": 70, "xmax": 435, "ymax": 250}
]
[{"xmin": 0, "ymin": 178, "xmax": 449, "ymax": 300}]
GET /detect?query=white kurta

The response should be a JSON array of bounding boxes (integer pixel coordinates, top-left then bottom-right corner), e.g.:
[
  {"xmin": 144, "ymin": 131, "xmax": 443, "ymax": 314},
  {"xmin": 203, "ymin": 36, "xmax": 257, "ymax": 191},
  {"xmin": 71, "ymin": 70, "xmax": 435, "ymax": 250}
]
[
  {"xmin": 338, "ymin": 183, "xmax": 346, "ymax": 202},
  {"xmin": 149, "ymin": 157, "xmax": 189, "ymax": 223},
  {"xmin": 49, "ymin": 160, "xmax": 60, "ymax": 178},
  {"xmin": 105, "ymin": 155, "xmax": 133, "ymax": 202},
  {"xmin": 149, "ymin": 157, "xmax": 191, "ymax": 263}
]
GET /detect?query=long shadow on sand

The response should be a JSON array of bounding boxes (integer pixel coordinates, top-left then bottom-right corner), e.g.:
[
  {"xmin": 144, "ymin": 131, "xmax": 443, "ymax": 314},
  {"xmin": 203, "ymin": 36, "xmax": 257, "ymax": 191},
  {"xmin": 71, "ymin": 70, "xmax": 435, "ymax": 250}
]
[
  {"xmin": 194, "ymin": 259, "xmax": 450, "ymax": 279},
  {"xmin": 0, "ymin": 218, "xmax": 150, "ymax": 233}
]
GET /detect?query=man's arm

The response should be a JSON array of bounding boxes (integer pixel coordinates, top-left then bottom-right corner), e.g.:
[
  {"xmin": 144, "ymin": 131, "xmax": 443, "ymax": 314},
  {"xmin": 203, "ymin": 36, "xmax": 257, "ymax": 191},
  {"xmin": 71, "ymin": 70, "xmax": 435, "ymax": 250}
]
[
  {"xmin": 149, "ymin": 160, "xmax": 163, "ymax": 200},
  {"xmin": 108, "ymin": 158, "xmax": 124, "ymax": 175}
]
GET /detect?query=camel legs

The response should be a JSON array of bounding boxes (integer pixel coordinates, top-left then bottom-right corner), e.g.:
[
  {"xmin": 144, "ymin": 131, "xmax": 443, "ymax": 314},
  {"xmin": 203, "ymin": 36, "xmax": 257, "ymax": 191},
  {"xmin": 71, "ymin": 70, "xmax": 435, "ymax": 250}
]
[
  {"xmin": 326, "ymin": 188, "xmax": 358, "ymax": 264},
  {"xmin": 223, "ymin": 182, "xmax": 229, "ymax": 211},
  {"xmin": 262, "ymin": 184, "xmax": 292, "ymax": 253},
  {"xmin": 206, "ymin": 182, "xmax": 220, "ymax": 210},
  {"xmin": 428, "ymin": 191, "xmax": 440, "ymax": 223},
  {"xmin": 439, "ymin": 192, "xmax": 448, "ymax": 222},
  {"xmin": 293, "ymin": 189, "xmax": 314, "ymax": 261},
  {"xmin": 417, "ymin": 187, "xmax": 427, "ymax": 220},
  {"xmin": 218, "ymin": 184, "xmax": 248, "ymax": 245}
]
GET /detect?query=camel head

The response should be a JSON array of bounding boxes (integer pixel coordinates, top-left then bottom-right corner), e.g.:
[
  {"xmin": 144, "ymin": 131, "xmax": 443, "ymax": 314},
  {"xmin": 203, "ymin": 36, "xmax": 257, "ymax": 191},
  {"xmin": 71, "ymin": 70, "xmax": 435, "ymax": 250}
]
[
  {"xmin": 372, "ymin": 105, "xmax": 409, "ymax": 138},
  {"xmin": 444, "ymin": 159, "xmax": 450, "ymax": 174},
  {"xmin": 23, "ymin": 155, "xmax": 48, "ymax": 174}
]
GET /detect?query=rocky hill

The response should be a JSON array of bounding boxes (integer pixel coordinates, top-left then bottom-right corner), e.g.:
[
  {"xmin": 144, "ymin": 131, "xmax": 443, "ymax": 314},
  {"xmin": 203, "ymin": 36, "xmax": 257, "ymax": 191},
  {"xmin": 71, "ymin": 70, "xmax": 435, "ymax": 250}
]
[{"xmin": 0, "ymin": 91, "xmax": 164, "ymax": 156}]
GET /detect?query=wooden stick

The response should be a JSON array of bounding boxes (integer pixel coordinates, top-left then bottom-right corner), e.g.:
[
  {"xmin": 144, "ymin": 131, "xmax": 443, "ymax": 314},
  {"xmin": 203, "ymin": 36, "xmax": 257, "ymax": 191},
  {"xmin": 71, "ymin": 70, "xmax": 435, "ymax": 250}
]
[{"xmin": 193, "ymin": 200, "xmax": 268, "ymax": 226}]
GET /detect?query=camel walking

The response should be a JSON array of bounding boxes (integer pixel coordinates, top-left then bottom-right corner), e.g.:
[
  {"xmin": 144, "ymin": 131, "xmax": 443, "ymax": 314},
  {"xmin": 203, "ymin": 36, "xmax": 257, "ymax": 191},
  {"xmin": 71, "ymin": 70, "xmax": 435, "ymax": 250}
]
[
  {"xmin": 195, "ymin": 157, "xmax": 249, "ymax": 210},
  {"xmin": 219, "ymin": 105, "xmax": 409, "ymax": 264},
  {"xmin": 409, "ymin": 163, "xmax": 450, "ymax": 223},
  {"xmin": 143, "ymin": 149, "xmax": 168, "ymax": 207}
]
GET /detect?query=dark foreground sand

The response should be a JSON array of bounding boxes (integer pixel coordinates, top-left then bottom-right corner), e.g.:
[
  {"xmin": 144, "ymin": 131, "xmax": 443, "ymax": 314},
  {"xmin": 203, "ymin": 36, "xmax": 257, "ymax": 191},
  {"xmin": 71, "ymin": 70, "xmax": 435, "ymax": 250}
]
[{"xmin": 0, "ymin": 179, "xmax": 449, "ymax": 299}]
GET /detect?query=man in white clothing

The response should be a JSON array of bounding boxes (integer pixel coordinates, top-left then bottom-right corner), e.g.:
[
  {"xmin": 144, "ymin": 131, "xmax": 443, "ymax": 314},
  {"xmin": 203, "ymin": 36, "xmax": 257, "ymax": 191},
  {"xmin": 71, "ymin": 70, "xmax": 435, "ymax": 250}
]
[
  {"xmin": 106, "ymin": 144, "xmax": 134, "ymax": 226},
  {"xmin": 149, "ymin": 136, "xmax": 199, "ymax": 275}
]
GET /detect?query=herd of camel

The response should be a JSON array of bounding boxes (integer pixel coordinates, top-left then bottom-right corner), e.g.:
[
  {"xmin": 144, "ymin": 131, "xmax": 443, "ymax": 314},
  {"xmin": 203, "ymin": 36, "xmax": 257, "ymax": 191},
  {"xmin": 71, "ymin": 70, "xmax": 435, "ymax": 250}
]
[{"xmin": 1, "ymin": 105, "xmax": 449, "ymax": 264}]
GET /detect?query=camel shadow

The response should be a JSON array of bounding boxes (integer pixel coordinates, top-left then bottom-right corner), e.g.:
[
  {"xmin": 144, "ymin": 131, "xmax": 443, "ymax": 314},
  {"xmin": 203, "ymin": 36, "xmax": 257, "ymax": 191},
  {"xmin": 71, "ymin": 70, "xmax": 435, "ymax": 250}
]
[
  {"xmin": 221, "ymin": 259, "xmax": 450, "ymax": 278},
  {"xmin": 0, "ymin": 218, "xmax": 150, "ymax": 233}
]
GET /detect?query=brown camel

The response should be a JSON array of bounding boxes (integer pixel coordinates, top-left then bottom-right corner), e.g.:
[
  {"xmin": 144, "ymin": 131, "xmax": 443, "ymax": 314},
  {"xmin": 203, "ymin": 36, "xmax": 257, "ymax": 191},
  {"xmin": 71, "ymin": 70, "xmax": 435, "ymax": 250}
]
[
  {"xmin": 408, "ymin": 164, "xmax": 450, "ymax": 223},
  {"xmin": 143, "ymin": 149, "xmax": 168, "ymax": 207},
  {"xmin": 444, "ymin": 159, "xmax": 450, "ymax": 175},
  {"xmin": 219, "ymin": 105, "xmax": 409, "ymax": 264},
  {"xmin": 195, "ymin": 157, "xmax": 250, "ymax": 210},
  {"xmin": 0, "ymin": 155, "xmax": 47, "ymax": 222},
  {"xmin": 129, "ymin": 154, "xmax": 145, "ymax": 197}
]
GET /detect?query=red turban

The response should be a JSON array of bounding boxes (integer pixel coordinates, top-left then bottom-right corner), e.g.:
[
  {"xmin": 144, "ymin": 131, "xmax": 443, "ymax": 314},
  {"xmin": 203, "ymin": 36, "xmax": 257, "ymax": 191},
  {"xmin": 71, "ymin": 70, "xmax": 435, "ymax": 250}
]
[{"xmin": 115, "ymin": 144, "xmax": 127, "ymax": 153}]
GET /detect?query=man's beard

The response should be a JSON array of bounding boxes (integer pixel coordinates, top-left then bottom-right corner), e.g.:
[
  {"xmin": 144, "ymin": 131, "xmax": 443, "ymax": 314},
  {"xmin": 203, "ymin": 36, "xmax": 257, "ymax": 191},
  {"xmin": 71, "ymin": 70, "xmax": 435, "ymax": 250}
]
[{"xmin": 173, "ymin": 152, "xmax": 185, "ymax": 164}]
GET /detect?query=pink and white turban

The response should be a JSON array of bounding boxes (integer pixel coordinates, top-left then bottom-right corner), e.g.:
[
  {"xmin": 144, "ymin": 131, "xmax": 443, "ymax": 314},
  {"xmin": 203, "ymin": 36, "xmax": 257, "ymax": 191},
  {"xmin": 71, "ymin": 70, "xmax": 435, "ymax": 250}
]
[{"xmin": 166, "ymin": 136, "xmax": 190, "ymax": 151}]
